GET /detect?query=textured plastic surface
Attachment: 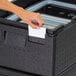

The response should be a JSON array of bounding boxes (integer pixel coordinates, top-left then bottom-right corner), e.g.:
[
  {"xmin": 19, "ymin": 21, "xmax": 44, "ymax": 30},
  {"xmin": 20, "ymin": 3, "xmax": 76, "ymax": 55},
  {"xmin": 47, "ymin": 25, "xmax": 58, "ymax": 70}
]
[
  {"xmin": 0, "ymin": 18, "xmax": 76, "ymax": 76},
  {"xmin": 58, "ymin": 63, "xmax": 76, "ymax": 76},
  {"xmin": 0, "ymin": 66, "xmax": 37, "ymax": 76},
  {"xmin": 0, "ymin": 18, "xmax": 53, "ymax": 76},
  {"xmin": 55, "ymin": 20, "xmax": 76, "ymax": 76}
]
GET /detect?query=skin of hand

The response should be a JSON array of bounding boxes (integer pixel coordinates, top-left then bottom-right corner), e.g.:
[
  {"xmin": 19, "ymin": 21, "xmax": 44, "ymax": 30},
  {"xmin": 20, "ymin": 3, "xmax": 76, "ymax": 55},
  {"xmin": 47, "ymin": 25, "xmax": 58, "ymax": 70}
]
[
  {"xmin": 15, "ymin": 8, "xmax": 44, "ymax": 29},
  {"xmin": 0, "ymin": 0, "xmax": 44, "ymax": 29}
]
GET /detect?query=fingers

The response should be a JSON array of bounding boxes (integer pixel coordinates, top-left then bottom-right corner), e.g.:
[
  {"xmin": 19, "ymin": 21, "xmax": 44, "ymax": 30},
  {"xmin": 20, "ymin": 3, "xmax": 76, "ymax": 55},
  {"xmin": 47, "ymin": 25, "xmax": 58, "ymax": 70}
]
[
  {"xmin": 28, "ymin": 21, "xmax": 40, "ymax": 29},
  {"xmin": 27, "ymin": 13, "xmax": 44, "ymax": 29},
  {"xmin": 36, "ymin": 13, "xmax": 44, "ymax": 27},
  {"xmin": 19, "ymin": 11, "xmax": 45, "ymax": 29}
]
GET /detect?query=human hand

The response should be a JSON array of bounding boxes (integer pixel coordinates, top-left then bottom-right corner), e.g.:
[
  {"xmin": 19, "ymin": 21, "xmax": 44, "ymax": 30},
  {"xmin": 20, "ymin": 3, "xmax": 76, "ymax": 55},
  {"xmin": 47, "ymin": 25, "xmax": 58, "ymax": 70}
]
[{"xmin": 15, "ymin": 8, "xmax": 44, "ymax": 29}]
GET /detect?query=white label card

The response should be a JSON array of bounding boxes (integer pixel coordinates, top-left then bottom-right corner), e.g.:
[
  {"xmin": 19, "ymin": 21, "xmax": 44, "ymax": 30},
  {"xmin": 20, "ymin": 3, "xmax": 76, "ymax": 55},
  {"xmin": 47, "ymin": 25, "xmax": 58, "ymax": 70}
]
[{"xmin": 28, "ymin": 25, "xmax": 46, "ymax": 39}]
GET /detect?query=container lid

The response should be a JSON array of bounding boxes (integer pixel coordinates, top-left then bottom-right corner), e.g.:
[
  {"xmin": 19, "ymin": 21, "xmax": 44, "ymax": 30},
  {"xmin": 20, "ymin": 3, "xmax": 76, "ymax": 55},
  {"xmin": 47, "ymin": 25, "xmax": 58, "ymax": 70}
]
[{"xmin": 56, "ymin": 0, "xmax": 76, "ymax": 4}]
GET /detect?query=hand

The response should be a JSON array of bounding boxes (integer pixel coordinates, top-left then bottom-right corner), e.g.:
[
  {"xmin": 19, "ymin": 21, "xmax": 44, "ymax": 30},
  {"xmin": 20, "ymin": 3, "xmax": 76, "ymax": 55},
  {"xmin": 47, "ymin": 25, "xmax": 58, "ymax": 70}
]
[{"xmin": 15, "ymin": 7, "xmax": 44, "ymax": 29}]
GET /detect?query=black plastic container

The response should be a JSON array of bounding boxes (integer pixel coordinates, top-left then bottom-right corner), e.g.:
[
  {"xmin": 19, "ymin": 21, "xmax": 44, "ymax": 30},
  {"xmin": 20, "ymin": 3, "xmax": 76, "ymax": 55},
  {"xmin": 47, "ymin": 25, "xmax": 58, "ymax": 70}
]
[
  {"xmin": 0, "ymin": 0, "xmax": 76, "ymax": 76},
  {"xmin": 0, "ymin": 18, "xmax": 76, "ymax": 76}
]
